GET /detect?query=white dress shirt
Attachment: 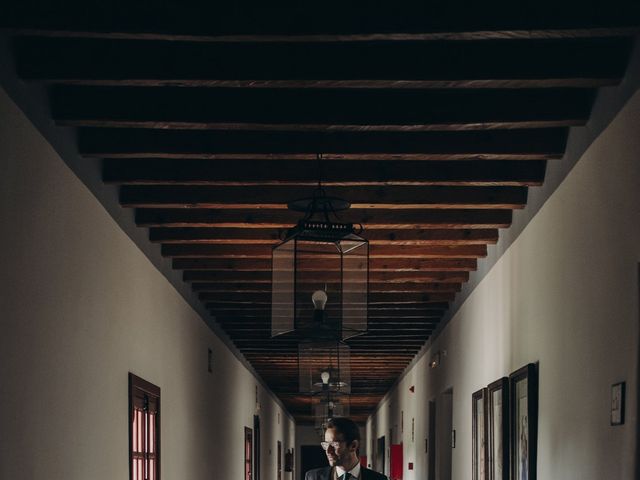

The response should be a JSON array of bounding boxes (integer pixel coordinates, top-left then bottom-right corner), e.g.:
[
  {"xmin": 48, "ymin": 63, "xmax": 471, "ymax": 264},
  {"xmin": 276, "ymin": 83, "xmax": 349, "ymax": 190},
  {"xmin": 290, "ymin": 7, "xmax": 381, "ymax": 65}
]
[{"xmin": 335, "ymin": 461, "xmax": 361, "ymax": 479}]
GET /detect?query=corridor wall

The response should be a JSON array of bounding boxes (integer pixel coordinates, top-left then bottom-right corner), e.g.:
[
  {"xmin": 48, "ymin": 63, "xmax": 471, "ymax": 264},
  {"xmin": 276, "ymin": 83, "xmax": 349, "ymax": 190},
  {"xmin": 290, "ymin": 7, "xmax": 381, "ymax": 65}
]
[
  {"xmin": 366, "ymin": 90, "xmax": 640, "ymax": 479},
  {"xmin": 0, "ymin": 87, "xmax": 295, "ymax": 480}
]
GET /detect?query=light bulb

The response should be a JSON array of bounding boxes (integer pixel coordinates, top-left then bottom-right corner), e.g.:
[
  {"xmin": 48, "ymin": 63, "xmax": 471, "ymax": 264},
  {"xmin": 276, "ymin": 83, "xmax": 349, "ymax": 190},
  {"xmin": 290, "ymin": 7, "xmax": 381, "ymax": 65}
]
[
  {"xmin": 320, "ymin": 370, "xmax": 330, "ymax": 384},
  {"xmin": 312, "ymin": 290, "xmax": 328, "ymax": 310}
]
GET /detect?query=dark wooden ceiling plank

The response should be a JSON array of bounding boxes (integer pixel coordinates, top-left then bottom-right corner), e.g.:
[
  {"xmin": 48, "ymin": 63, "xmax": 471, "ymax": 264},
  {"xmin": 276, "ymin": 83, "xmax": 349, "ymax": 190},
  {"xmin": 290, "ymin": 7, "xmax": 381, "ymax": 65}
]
[
  {"xmin": 149, "ymin": 227, "xmax": 499, "ymax": 245},
  {"xmin": 13, "ymin": 36, "xmax": 632, "ymax": 88},
  {"xmin": 218, "ymin": 324, "xmax": 440, "ymax": 330},
  {"xmin": 216, "ymin": 323, "xmax": 441, "ymax": 330},
  {"xmin": 193, "ymin": 281, "xmax": 462, "ymax": 292},
  {"xmin": 251, "ymin": 362, "xmax": 411, "ymax": 366},
  {"xmin": 254, "ymin": 364, "xmax": 409, "ymax": 368},
  {"xmin": 202, "ymin": 291, "xmax": 455, "ymax": 302},
  {"xmin": 5, "ymin": 1, "xmax": 640, "ymax": 40},
  {"xmin": 216, "ymin": 316, "xmax": 441, "ymax": 321},
  {"xmin": 185, "ymin": 270, "xmax": 469, "ymax": 283},
  {"xmin": 207, "ymin": 301, "xmax": 450, "ymax": 309},
  {"xmin": 79, "ymin": 127, "xmax": 566, "ymax": 160},
  {"xmin": 214, "ymin": 311, "xmax": 443, "ymax": 318},
  {"xmin": 214, "ymin": 317, "xmax": 442, "ymax": 323},
  {"xmin": 107, "ymin": 160, "xmax": 545, "ymax": 187},
  {"xmin": 245, "ymin": 354, "xmax": 413, "ymax": 360},
  {"xmin": 231, "ymin": 336, "xmax": 432, "ymax": 342},
  {"xmin": 213, "ymin": 308, "xmax": 443, "ymax": 315},
  {"xmin": 220, "ymin": 325, "xmax": 438, "ymax": 331},
  {"xmin": 136, "ymin": 208, "xmax": 512, "ymax": 229},
  {"xmin": 211, "ymin": 312, "xmax": 445, "ymax": 319},
  {"xmin": 121, "ymin": 186, "xmax": 530, "ymax": 209},
  {"xmin": 53, "ymin": 86, "xmax": 593, "ymax": 131},
  {"xmin": 210, "ymin": 313, "xmax": 445, "ymax": 320},
  {"xmin": 177, "ymin": 257, "xmax": 477, "ymax": 271},
  {"xmin": 222, "ymin": 330, "xmax": 436, "ymax": 337},
  {"xmin": 237, "ymin": 346, "xmax": 422, "ymax": 352},
  {"xmin": 162, "ymin": 244, "xmax": 487, "ymax": 258}
]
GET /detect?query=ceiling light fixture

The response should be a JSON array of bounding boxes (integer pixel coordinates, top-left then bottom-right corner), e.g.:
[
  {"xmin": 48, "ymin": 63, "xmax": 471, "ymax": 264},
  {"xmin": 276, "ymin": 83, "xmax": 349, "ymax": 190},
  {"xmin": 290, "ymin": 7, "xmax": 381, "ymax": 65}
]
[{"xmin": 271, "ymin": 154, "xmax": 368, "ymax": 340}]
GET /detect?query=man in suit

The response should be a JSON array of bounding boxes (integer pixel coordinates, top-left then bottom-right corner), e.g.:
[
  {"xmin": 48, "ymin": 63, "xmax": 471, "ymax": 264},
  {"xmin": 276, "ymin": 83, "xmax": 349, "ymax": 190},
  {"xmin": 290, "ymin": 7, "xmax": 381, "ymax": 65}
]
[{"xmin": 305, "ymin": 417, "xmax": 389, "ymax": 480}]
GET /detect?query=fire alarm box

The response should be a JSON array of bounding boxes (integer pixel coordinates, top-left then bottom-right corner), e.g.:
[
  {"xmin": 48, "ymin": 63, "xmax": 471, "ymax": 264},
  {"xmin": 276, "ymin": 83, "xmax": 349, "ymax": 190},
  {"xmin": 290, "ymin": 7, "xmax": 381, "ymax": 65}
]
[{"xmin": 389, "ymin": 444, "xmax": 403, "ymax": 480}]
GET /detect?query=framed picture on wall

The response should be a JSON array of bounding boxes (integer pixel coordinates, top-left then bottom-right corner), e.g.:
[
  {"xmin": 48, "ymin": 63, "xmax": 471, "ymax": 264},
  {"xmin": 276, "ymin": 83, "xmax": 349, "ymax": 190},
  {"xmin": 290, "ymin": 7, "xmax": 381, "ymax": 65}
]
[
  {"xmin": 509, "ymin": 363, "xmax": 538, "ymax": 480},
  {"xmin": 488, "ymin": 377, "xmax": 509, "ymax": 480},
  {"xmin": 472, "ymin": 388, "xmax": 488, "ymax": 480},
  {"xmin": 611, "ymin": 382, "xmax": 626, "ymax": 426}
]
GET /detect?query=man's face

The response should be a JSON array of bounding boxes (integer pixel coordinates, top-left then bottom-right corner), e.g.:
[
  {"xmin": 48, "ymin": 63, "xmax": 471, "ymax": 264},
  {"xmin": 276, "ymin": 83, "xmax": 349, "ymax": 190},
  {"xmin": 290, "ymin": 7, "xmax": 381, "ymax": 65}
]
[{"xmin": 323, "ymin": 427, "xmax": 357, "ymax": 468}]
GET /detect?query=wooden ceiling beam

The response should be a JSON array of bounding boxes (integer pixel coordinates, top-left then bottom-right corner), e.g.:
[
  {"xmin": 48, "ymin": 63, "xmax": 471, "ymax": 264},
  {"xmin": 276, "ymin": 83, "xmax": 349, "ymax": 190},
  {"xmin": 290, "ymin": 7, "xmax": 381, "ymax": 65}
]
[
  {"xmin": 5, "ymin": 2, "xmax": 640, "ymax": 41},
  {"xmin": 245, "ymin": 356, "xmax": 413, "ymax": 362},
  {"xmin": 163, "ymin": 244, "xmax": 487, "ymax": 259},
  {"xmin": 207, "ymin": 301, "xmax": 450, "ymax": 309},
  {"xmin": 54, "ymin": 86, "xmax": 593, "ymax": 131},
  {"xmin": 177, "ymin": 257, "xmax": 477, "ymax": 271},
  {"xmin": 221, "ymin": 325, "xmax": 437, "ymax": 331},
  {"xmin": 237, "ymin": 346, "xmax": 423, "ymax": 352},
  {"xmin": 78, "ymin": 127, "xmax": 566, "ymax": 160},
  {"xmin": 107, "ymin": 160, "xmax": 544, "ymax": 187},
  {"xmin": 13, "ymin": 36, "xmax": 632, "ymax": 88},
  {"xmin": 216, "ymin": 317, "xmax": 441, "ymax": 324},
  {"xmin": 202, "ymin": 291, "xmax": 455, "ymax": 302},
  {"xmin": 215, "ymin": 312, "xmax": 441, "ymax": 318},
  {"xmin": 211, "ymin": 316, "xmax": 444, "ymax": 322},
  {"xmin": 193, "ymin": 282, "xmax": 462, "ymax": 292},
  {"xmin": 121, "ymin": 185, "xmax": 531, "ymax": 209},
  {"xmin": 149, "ymin": 227, "xmax": 499, "ymax": 245},
  {"xmin": 216, "ymin": 311, "xmax": 446, "ymax": 316},
  {"xmin": 136, "ymin": 208, "xmax": 512, "ymax": 229},
  {"xmin": 185, "ymin": 270, "xmax": 469, "ymax": 283},
  {"xmin": 228, "ymin": 331, "xmax": 432, "ymax": 338},
  {"xmin": 218, "ymin": 327, "xmax": 439, "ymax": 334},
  {"xmin": 223, "ymin": 321, "xmax": 438, "ymax": 334}
]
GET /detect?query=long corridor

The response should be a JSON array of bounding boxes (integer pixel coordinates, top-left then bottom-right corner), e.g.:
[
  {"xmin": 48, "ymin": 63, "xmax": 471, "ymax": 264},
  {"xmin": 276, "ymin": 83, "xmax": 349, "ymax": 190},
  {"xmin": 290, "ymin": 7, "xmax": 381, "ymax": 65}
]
[{"xmin": 1, "ymin": 4, "xmax": 639, "ymax": 480}]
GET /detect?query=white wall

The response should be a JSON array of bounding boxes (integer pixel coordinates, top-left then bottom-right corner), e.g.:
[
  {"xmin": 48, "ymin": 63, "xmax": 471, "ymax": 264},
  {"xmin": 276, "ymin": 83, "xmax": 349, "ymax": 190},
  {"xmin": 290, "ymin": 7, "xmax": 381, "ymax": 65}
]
[
  {"xmin": 367, "ymin": 90, "xmax": 640, "ymax": 480},
  {"xmin": 0, "ymin": 88, "xmax": 294, "ymax": 480}
]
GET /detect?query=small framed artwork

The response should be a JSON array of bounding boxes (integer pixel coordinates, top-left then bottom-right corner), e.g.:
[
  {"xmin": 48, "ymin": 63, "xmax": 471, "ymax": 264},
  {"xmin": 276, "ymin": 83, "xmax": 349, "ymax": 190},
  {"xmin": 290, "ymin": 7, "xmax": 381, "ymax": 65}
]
[
  {"xmin": 510, "ymin": 363, "xmax": 538, "ymax": 480},
  {"xmin": 488, "ymin": 377, "xmax": 509, "ymax": 480},
  {"xmin": 611, "ymin": 382, "xmax": 626, "ymax": 426},
  {"xmin": 472, "ymin": 388, "xmax": 488, "ymax": 480}
]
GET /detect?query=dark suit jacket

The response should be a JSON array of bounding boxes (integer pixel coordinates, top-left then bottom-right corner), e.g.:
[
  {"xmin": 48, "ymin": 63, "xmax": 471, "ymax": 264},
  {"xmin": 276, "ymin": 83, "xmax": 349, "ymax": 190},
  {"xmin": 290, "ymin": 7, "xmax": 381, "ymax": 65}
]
[{"xmin": 305, "ymin": 466, "xmax": 388, "ymax": 480}]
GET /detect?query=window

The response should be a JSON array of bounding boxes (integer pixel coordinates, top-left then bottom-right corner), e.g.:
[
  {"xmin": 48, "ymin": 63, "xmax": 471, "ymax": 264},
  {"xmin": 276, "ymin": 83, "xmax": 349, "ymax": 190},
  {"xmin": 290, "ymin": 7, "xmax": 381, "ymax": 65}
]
[
  {"xmin": 129, "ymin": 373, "xmax": 160, "ymax": 480},
  {"xmin": 277, "ymin": 440, "xmax": 282, "ymax": 480},
  {"xmin": 245, "ymin": 427, "xmax": 253, "ymax": 480}
]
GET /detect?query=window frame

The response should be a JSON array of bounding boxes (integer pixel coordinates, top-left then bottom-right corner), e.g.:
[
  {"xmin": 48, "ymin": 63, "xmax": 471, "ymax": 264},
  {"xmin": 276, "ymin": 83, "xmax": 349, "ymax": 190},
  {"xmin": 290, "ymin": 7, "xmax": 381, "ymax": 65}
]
[{"xmin": 129, "ymin": 373, "xmax": 161, "ymax": 480}]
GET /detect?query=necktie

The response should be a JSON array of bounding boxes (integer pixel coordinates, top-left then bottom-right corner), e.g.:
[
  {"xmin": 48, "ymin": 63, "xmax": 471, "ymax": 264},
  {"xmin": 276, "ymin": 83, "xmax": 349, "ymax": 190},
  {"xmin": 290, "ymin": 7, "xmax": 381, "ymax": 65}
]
[{"xmin": 340, "ymin": 474, "xmax": 351, "ymax": 480}]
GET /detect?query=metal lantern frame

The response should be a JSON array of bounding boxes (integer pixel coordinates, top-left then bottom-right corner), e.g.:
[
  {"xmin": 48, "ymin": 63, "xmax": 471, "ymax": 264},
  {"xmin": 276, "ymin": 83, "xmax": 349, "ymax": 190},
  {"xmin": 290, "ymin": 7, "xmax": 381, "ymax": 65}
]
[
  {"xmin": 298, "ymin": 339, "xmax": 351, "ymax": 395},
  {"xmin": 271, "ymin": 185, "xmax": 369, "ymax": 341}
]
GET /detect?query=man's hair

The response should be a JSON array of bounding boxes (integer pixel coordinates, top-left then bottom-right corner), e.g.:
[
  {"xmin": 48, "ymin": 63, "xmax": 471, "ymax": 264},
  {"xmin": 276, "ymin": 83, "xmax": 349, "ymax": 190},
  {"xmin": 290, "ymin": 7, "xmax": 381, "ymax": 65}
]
[{"xmin": 326, "ymin": 417, "xmax": 360, "ymax": 445}]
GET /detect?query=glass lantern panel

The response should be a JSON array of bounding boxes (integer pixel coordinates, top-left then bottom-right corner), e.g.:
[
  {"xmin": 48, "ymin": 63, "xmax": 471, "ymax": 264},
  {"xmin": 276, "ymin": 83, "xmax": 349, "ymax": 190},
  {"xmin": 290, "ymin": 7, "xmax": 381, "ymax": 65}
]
[
  {"xmin": 271, "ymin": 239, "xmax": 295, "ymax": 337},
  {"xmin": 298, "ymin": 341, "xmax": 351, "ymax": 394},
  {"xmin": 340, "ymin": 240, "xmax": 368, "ymax": 340},
  {"xmin": 294, "ymin": 240, "xmax": 342, "ymax": 329}
]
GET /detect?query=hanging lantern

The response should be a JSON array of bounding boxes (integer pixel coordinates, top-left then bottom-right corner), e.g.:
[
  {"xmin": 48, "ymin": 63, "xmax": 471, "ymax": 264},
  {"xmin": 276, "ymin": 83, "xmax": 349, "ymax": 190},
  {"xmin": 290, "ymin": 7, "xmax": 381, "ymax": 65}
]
[
  {"xmin": 298, "ymin": 340, "xmax": 351, "ymax": 395},
  {"xmin": 271, "ymin": 185, "xmax": 368, "ymax": 340}
]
